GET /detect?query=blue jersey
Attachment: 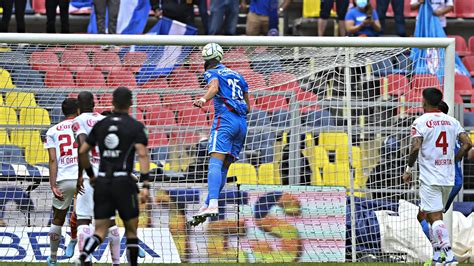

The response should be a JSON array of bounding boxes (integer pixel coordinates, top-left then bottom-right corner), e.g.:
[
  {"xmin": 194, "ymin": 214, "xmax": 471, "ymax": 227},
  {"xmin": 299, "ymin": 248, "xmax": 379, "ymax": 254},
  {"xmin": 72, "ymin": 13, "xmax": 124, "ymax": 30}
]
[
  {"xmin": 204, "ymin": 64, "xmax": 249, "ymax": 118},
  {"xmin": 454, "ymin": 141, "xmax": 463, "ymax": 185}
]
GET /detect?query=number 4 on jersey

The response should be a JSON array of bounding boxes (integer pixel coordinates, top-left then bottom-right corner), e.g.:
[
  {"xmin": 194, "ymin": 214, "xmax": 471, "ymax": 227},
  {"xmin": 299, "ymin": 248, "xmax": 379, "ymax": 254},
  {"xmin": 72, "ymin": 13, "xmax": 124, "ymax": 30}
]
[{"xmin": 435, "ymin": 131, "xmax": 448, "ymax": 155}]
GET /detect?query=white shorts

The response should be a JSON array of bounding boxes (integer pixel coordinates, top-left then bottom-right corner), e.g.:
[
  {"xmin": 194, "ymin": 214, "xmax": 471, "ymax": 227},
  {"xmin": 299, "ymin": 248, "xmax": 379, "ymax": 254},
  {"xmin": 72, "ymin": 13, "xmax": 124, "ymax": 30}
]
[
  {"xmin": 52, "ymin": 180, "xmax": 76, "ymax": 210},
  {"xmin": 419, "ymin": 182, "xmax": 453, "ymax": 213},
  {"xmin": 76, "ymin": 178, "xmax": 94, "ymax": 220}
]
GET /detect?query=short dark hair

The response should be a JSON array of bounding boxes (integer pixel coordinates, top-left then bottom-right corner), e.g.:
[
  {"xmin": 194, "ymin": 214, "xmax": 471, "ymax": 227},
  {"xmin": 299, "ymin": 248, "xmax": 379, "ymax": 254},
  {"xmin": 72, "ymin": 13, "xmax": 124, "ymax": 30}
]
[
  {"xmin": 77, "ymin": 91, "xmax": 95, "ymax": 112},
  {"xmin": 62, "ymin": 98, "xmax": 78, "ymax": 117},
  {"xmin": 438, "ymin": 101, "xmax": 449, "ymax": 114},
  {"xmin": 113, "ymin": 87, "xmax": 132, "ymax": 110},
  {"xmin": 422, "ymin": 88, "xmax": 443, "ymax": 108},
  {"xmin": 204, "ymin": 58, "xmax": 219, "ymax": 71}
]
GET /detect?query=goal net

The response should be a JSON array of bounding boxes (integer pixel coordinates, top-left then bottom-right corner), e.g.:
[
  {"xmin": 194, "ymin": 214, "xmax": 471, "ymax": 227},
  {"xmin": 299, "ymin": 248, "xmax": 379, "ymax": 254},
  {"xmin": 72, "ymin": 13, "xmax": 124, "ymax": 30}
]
[{"xmin": 0, "ymin": 35, "xmax": 456, "ymax": 263}]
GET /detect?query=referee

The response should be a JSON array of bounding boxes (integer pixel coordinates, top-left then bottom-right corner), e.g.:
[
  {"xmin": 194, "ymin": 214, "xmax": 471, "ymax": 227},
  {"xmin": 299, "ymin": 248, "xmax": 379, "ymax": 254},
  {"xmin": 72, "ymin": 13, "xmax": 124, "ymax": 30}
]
[{"xmin": 77, "ymin": 87, "xmax": 150, "ymax": 266}]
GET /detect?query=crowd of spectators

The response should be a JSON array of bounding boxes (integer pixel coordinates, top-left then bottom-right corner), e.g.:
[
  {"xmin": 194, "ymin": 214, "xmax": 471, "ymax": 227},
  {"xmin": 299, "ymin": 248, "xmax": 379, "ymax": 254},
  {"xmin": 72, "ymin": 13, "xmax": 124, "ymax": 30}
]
[{"xmin": 0, "ymin": 0, "xmax": 459, "ymax": 36}]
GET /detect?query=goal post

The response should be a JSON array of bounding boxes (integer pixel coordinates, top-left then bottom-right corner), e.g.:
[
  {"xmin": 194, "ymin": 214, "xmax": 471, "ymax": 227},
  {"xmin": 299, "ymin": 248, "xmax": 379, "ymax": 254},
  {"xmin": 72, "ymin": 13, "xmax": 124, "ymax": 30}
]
[{"xmin": 0, "ymin": 34, "xmax": 457, "ymax": 264}]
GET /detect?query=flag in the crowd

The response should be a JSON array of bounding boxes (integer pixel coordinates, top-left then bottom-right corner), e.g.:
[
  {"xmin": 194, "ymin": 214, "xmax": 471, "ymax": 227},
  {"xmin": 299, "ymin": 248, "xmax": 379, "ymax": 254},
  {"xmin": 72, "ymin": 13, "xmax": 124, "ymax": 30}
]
[
  {"xmin": 87, "ymin": 0, "xmax": 150, "ymax": 34},
  {"xmin": 133, "ymin": 17, "xmax": 198, "ymax": 85},
  {"xmin": 69, "ymin": 0, "xmax": 92, "ymax": 14},
  {"xmin": 410, "ymin": 0, "xmax": 470, "ymax": 80}
]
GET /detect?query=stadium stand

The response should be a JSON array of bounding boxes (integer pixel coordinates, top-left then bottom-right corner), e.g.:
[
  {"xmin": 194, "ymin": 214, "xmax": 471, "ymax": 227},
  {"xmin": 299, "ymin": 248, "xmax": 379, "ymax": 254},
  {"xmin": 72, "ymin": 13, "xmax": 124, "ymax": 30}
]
[
  {"xmin": 448, "ymin": 35, "xmax": 471, "ymax": 57},
  {"xmin": 380, "ymin": 73, "xmax": 410, "ymax": 97},
  {"xmin": 60, "ymin": 50, "xmax": 90, "ymax": 72},
  {"xmin": 107, "ymin": 69, "xmax": 137, "ymax": 88},
  {"xmin": 76, "ymin": 69, "xmax": 106, "ymax": 88},
  {"xmin": 229, "ymin": 163, "xmax": 258, "ymax": 185},
  {"xmin": 30, "ymin": 51, "xmax": 60, "ymax": 72},
  {"xmin": 5, "ymin": 92, "xmax": 37, "ymax": 108},
  {"xmin": 92, "ymin": 51, "xmax": 122, "ymax": 72},
  {"xmin": 144, "ymin": 106, "xmax": 177, "ymax": 126},
  {"xmin": 123, "ymin": 52, "xmax": 147, "ymax": 73},
  {"xmin": 44, "ymin": 69, "xmax": 75, "ymax": 88}
]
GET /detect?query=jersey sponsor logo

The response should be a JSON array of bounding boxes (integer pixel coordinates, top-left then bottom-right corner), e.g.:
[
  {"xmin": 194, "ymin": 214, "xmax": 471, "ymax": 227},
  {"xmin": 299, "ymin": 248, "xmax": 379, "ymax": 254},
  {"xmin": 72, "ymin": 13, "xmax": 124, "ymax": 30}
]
[
  {"xmin": 87, "ymin": 119, "xmax": 99, "ymax": 128},
  {"xmin": 56, "ymin": 123, "xmax": 73, "ymax": 131},
  {"xmin": 105, "ymin": 133, "xmax": 120, "ymax": 149},
  {"xmin": 103, "ymin": 150, "xmax": 121, "ymax": 157},
  {"xmin": 426, "ymin": 120, "xmax": 452, "ymax": 128}
]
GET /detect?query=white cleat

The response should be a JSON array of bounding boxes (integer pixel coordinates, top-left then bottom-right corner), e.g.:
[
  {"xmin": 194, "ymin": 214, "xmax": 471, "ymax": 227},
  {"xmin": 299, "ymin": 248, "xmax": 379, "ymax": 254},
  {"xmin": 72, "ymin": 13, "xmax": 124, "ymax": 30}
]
[
  {"xmin": 445, "ymin": 260, "xmax": 458, "ymax": 266},
  {"xmin": 195, "ymin": 206, "xmax": 219, "ymax": 218}
]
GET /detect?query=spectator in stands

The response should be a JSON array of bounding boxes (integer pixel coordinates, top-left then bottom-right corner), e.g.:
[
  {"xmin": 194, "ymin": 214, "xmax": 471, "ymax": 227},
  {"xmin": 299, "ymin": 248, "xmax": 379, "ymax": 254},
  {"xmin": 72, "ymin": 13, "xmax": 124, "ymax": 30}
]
[
  {"xmin": 197, "ymin": 0, "xmax": 209, "ymax": 34},
  {"xmin": 345, "ymin": 0, "xmax": 382, "ymax": 37},
  {"xmin": 209, "ymin": 0, "xmax": 241, "ymax": 35},
  {"xmin": 410, "ymin": 0, "xmax": 453, "ymax": 30},
  {"xmin": 46, "ymin": 0, "xmax": 70, "ymax": 33},
  {"xmin": 94, "ymin": 0, "xmax": 120, "ymax": 34},
  {"xmin": 318, "ymin": 0, "xmax": 349, "ymax": 36},
  {"xmin": 245, "ymin": 0, "xmax": 291, "ymax": 36},
  {"xmin": 376, "ymin": 0, "xmax": 406, "ymax": 37},
  {"xmin": 0, "ymin": 0, "xmax": 26, "ymax": 32},
  {"xmin": 151, "ymin": 0, "xmax": 195, "ymax": 26}
]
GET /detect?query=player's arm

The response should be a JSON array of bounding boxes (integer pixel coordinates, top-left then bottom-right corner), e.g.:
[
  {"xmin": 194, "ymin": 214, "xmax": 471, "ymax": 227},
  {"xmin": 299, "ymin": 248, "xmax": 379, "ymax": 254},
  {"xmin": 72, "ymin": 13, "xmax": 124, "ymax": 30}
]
[
  {"xmin": 76, "ymin": 133, "xmax": 87, "ymax": 194},
  {"xmin": 78, "ymin": 142, "xmax": 95, "ymax": 187},
  {"xmin": 456, "ymin": 133, "xmax": 472, "ymax": 162},
  {"xmin": 243, "ymin": 92, "xmax": 251, "ymax": 113},
  {"xmin": 403, "ymin": 136, "xmax": 423, "ymax": 184},
  {"xmin": 194, "ymin": 79, "xmax": 219, "ymax": 108},
  {"xmin": 48, "ymin": 148, "xmax": 63, "ymax": 201},
  {"xmin": 135, "ymin": 143, "xmax": 150, "ymax": 203},
  {"xmin": 434, "ymin": 5, "xmax": 453, "ymax": 16}
]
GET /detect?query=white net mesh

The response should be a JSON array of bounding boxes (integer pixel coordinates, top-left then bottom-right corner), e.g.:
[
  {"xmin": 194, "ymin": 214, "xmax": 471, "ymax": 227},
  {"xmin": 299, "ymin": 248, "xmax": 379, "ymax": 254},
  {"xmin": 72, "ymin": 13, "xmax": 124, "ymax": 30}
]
[{"xmin": 0, "ymin": 41, "xmax": 453, "ymax": 263}]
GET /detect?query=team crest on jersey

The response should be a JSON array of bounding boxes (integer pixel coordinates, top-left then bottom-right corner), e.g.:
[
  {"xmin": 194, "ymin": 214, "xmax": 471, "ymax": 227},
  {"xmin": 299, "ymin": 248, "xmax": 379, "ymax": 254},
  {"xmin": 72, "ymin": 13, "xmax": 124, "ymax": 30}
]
[
  {"xmin": 87, "ymin": 119, "xmax": 98, "ymax": 127},
  {"xmin": 72, "ymin": 122, "xmax": 80, "ymax": 132}
]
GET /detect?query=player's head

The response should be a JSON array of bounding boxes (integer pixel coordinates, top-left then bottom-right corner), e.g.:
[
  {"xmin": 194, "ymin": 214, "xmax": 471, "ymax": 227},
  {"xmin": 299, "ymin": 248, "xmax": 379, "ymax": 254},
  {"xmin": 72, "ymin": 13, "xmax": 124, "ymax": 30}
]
[
  {"xmin": 438, "ymin": 100, "xmax": 449, "ymax": 114},
  {"xmin": 422, "ymin": 87, "xmax": 443, "ymax": 111},
  {"xmin": 61, "ymin": 98, "xmax": 79, "ymax": 118},
  {"xmin": 77, "ymin": 91, "xmax": 95, "ymax": 113},
  {"xmin": 202, "ymin": 43, "xmax": 223, "ymax": 71},
  {"xmin": 112, "ymin": 87, "xmax": 132, "ymax": 112}
]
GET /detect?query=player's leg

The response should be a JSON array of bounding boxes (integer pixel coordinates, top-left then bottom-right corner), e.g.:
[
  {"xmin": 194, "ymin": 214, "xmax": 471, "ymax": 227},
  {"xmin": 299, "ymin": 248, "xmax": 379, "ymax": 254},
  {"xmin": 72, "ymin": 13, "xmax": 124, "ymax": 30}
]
[
  {"xmin": 116, "ymin": 177, "xmax": 141, "ymax": 266},
  {"xmin": 78, "ymin": 218, "xmax": 112, "ymax": 264},
  {"xmin": 65, "ymin": 209, "xmax": 78, "ymax": 258},
  {"xmin": 107, "ymin": 218, "xmax": 121, "ymax": 265},
  {"xmin": 417, "ymin": 209, "xmax": 430, "ymax": 240},
  {"xmin": 48, "ymin": 180, "xmax": 76, "ymax": 265},
  {"xmin": 76, "ymin": 178, "xmax": 94, "ymax": 261}
]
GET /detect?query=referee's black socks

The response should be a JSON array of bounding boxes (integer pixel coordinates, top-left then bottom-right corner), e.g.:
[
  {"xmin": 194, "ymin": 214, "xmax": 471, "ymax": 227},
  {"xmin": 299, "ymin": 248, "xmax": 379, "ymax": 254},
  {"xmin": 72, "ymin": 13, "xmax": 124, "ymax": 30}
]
[
  {"xmin": 126, "ymin": 238, "xmax": 139, "ymax": 266},
  {"xmin": 79, "ymin": 234, "xmax": 102, "ymax": 264}
]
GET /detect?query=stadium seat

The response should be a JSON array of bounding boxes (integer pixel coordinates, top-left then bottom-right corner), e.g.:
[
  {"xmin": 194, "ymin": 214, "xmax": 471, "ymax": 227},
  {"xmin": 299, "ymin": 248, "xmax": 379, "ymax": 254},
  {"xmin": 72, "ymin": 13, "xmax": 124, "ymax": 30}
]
[
  {"xmin": 177, "ymin": 108, "xmax": 209, "ymax": 126},
  {"xmin": 464, "ymin": 112, "xmax": 474, "ymax": 127},
  {"xmin": 411, "ymin": 74, "xmax": 440, "ymax": 91},
  {"xmin": 229, "ymin": 163, "xmax": 258, "ymax": 185},
  {"xmin": 137, "ymin": 93, "xmax": 161, "ymax": 107},
  {"xmin": 380, "ymin": 74, "xmax": 409, "ymax": 96},
  {"xmin": 462, "ymin": 56, "xmax": 474, "ymax": 76},
  {"xmin": 0, "ymin": 52, "xmax": 29, "ymax": 72},
  {"xmin": 25, "ymin": 143, "xmax": 48, "ymax": 165},
  {"xmin": 36, "ymin": 93, "xmax": 66, "ymax": 110},
  {"xmin": 270, "ymin": 109, "xmax": 291, "ymax": 128},
  {"xmin": 123, "ymin": 52, "xmax": 147, "ymax": 73},
  {"xmin": 168, "ymin": 71, "xmax": 200, "ymax": 90},
  {"xmin": 470, "ymin": 37, "xmax": 474, "ymax": 55},
  {"xmin": 335, "ymin": 146, "xmax": 363, "ymax": 169},
  {"xmin": 92, "ymin": 51, "xmax": 122, "ymax": 72},
  {"xmin": 140, "ymin": 77, "xmax": 170, "ymax": 89},
  {"xmin": 322, "ymin": 163, "xmax": 350, "ymax": 187},
  {"xmin": 19, "ymin": 107, "xmax": 51, "ymax": 126},
  {"xmin": 371, "ymin": 58, "xmax": 394, "ymax": 76},
  {"xmin": 448, "ymin": 35, "xmax": 471, "ymax": 57},
  {"xmin": 49, "ymin": 107, "xmax": 64, "ymax": 125},
  {"xmin": 72, "ymin": 45, "xmax": 101, "ymax": 53},
  {"xmin": 319, "ymin": 132, "xmax": 348, "ymax": 151},
  {"xmin": 30, "ymin": 51, "xmax": 60, "ymax": 72},
  {"xmin": 248, "ymin": 109, "xmax": 271, "ymax": 127},
  {"xmin": 172, "ymin": 131, "xmax": 201, "ymax": 145},
  {"xmin": 295, "ymin": 89, "xmax": 319, "ymax": 105},
  {"xmin": 222, "ymin": 51, "xmax": 251, "ymax": 70},
  {"xmin": 239, "ymin": 70, "xmax": 266, "ymax": 90},
  {"xmin": 255, "ymin": 95, "xmax": 289, "ymax": 112},
  {"xmin": 268, "ymin": 72, "xmax": 301, "ymax": 91},
  {"xmin": 257, "ymin": 163, "xmax": 281, "ymax": 185},
  {"xmin": 94, "ymin": 106, "xmax": 112, "ymax": 114},
  {"xmin": 0, "ymin": 144, "xmax": 26, "ymax": 164},
  {"xmin": 400, "ymin": 90, "xmax": 424, "ymax": 114},
  {"xmin": 76, "ymin": 69, "xmax": 106, "ymax": 88},
  {"xmin": 0, "ymin": 68, "xmax": 15, "ymax": 89},
  {"xmin": 302, "ymin": 109, "xmax": 335, "ymax": 128},
  {"xmin": 44, "ymin": 69, "xmax": 75, "ymax": 88},
  {"xmin": 5, "ymin": 92, "xmax": 37, "ymax": 108},
  {"xmin": 144, "ymin": 106, "xmax": 176, "ymax": 126},
  {"xmin": 161, "ymin": 94, "xmax": 192, "ymax": 112},
  {"xmin": 455, "ymin": 74, "xmax": 473, "ymax": 96},
  {"xmin": 107, "ymin": 70, "xmax": 137, "ymax": 89},
  {"xmin": 456, "ymin": 0, "xmax": 474, "ymax": 18},
  {"xmin": 305, "ymin": 146, "xmax": 330, "ymax": 169},
  {"xmin": 0, "ymin": 107, "xmax": 18, "ymax": 125},
  {"xmin": 133, "ymin": 108, "xmax": 145, "ymax": 124},
  {"xmin": 32, "ymin": 0, "xmax": 46, "ymax": 14},
  {"xmin": 10, "ymin": 130, "xmax": 42, "ymax": 148},
  {"xmin": 0, "ymin": 130, "xmax": 11, "ymax": 145},
  {"xmin": 60, "ymin": 50, "xmax": 91, "ymax": 72},
  {"xmin": 97, "ymin": 93, "xmax": 112, "ymax": 107},
  {"xmin": 11, "ymin": 69, "xmax": 45, "ymax": 88},
  {"xmin": 148, "ymin": 130, "xmax": 169, "ymax": 148}
]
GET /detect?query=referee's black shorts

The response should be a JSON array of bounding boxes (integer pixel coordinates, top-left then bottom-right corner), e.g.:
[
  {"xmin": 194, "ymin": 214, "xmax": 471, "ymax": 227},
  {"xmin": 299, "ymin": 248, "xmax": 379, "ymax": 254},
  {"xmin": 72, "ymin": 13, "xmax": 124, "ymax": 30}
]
[{"xmin": 93, "ymin": 176, "xmax": 139, "ymax": 221}]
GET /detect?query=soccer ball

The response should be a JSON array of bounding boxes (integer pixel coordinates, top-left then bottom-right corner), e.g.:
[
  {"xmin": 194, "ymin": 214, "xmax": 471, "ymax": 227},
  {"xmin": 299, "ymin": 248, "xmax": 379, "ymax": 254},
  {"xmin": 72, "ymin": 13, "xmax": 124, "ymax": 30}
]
[{"xmin": 202, "ymin": 43, "xmax": 224, "ymax": 61}]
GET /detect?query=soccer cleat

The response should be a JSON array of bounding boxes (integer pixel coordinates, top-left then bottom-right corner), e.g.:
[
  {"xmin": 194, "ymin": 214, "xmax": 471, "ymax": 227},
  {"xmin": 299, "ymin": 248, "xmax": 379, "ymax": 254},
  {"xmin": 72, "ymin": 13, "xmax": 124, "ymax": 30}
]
[
  {"xmin": 444, "ymin": 259, "xmax": 459, "ymax": 266},
  {"xmin": 65, "ymin": 239, "xmax": 77, "ymax": 258},
  {"xmin": 138, "ymin": 247, "xmax": 145, "ymax": 258},
  {"xmin": 432, "ymin": 259, "xmax": 444, "ymax": 266},
  {"xmin": 186, "ymin": 215, "xmax": 207, "ymax": 227},
  {"xmin": 195, "ymin": 206, "xmax": 219, "ymax": 218},
  {"xmin": 46, "ymin": 256, "xmax": 57, "ymax": 266}
]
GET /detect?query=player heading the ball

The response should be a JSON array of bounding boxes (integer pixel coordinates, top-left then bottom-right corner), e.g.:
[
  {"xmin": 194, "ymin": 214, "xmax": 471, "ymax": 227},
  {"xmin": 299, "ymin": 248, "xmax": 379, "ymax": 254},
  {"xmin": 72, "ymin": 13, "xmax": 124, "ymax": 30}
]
[{"xmin": 189, "ymin": 43, "xmax": 251, "ymax": 226}]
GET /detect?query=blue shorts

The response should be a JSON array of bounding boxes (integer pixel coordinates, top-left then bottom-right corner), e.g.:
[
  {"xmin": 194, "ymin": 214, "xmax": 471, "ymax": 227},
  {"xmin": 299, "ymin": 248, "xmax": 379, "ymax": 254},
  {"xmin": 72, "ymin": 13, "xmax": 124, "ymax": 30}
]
[{"xmin": 208, "ymin": 111, "xmax": 247, "ymax": 160}]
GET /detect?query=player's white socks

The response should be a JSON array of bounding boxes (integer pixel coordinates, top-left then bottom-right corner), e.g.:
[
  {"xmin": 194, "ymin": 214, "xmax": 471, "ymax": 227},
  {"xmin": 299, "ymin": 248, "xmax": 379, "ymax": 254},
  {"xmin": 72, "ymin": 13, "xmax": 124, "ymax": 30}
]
[
  {"xmin": 429, "ymin": 224, "xmax": 442, "ymax": 261},
  {"xmin": 209, "ymin": 199, "xmax": 219, "ymax": 209},
  {"xmin": 108, "ymin": 225, "xmax": 121, "ymax": 265},
  {"xmin": 78, "ymin": 224, "xmax": 93, "ymax": 261},
  {"xmin": 48, "ymin": 224, "xmax": 62, "ymax": 260},
  {"xmin": 432, "ymin": 220, "xmax": 455, "ymax": 261}
]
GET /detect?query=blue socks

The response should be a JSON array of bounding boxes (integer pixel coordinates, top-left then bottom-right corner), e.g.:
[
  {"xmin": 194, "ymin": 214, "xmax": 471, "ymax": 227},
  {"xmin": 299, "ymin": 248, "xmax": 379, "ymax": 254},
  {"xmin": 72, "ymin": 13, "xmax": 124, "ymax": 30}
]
[
  {"xmin": 420, "ymin": 219, "xmax": 430, "ymax": 240},
  {"xmin": 207, "ymin": 157, "xmax": 224, "ymax": 203}
]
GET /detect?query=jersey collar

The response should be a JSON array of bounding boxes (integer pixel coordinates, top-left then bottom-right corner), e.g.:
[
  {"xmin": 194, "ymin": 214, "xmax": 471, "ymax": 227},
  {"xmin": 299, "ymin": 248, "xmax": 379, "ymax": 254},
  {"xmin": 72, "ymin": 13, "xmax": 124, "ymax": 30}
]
[{"xmin": 425, "ymin": 109, "xmax": 441, "ymax": 113}]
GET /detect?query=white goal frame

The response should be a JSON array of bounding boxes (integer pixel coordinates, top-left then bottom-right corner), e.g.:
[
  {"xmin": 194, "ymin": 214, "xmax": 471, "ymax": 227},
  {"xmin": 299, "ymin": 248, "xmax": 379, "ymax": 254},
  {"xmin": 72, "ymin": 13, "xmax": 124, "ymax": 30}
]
[{"xmin": 0, "ymin": 33, "xmax": 456, "ymax": 263}]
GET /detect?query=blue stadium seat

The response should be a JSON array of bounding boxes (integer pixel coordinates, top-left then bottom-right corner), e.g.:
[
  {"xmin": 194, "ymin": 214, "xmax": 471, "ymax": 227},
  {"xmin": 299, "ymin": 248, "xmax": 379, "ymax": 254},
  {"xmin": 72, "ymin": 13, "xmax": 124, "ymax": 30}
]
[
  {"xmin": 151, "ymin": 147, "xmax": 169, "ymax": 162},
  {"xmin": 245, "ymin": 130, "xmax": 275, "ymax": 163},
  {"xmin": 49, "ymin": 107, "xmax": 65, "ymax": 125},
  {"xmin": 303, "ymin": 109, "xmax": 335, "ymax": 128},
  {"xmin": 0, "ymin": 52, "xmax": 29, "ymax": 72},
  {"xmin": 0, "ymin": 145, "xmax": 26, "ymax": 164},
  {"xmin": 36, "ymin": 93, "xmax": 66, "ymax": 109},
  {"xmin": 464, "ymin": 112, "xmax": 474, "ymax": 127},
  {"xmin": 372, "ymin": 58, "xmax": 394, "ymax": 77},
  {"xmin": 248, "ymin": 110, "xmax": 271, "ymax": 127},
  {"xmin": 270, "ymin": 109, "xmax": 291, "ymax": 128},
  {"xmin": 11, "ymin": 69, "xmax": 44, "ymax": 88},
  {"xmin": 391, "ymin": 54, "xmax": 412, "ymax": 74}
]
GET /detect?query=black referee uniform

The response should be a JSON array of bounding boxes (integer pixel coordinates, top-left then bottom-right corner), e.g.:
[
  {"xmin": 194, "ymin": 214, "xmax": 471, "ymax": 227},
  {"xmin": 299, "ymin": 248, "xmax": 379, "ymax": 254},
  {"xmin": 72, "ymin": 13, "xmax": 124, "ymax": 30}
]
[{"xmin": 86, "ymin": 112, "xmax": 148, "ymax": 221}]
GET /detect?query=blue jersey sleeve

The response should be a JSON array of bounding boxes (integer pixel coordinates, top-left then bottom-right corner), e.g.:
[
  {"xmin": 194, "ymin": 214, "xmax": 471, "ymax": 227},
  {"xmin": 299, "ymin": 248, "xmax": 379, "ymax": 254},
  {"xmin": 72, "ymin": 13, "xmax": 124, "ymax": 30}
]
[{"xmin": 204, "ymin": 70, "xmax": 218, "ymax": 85}]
